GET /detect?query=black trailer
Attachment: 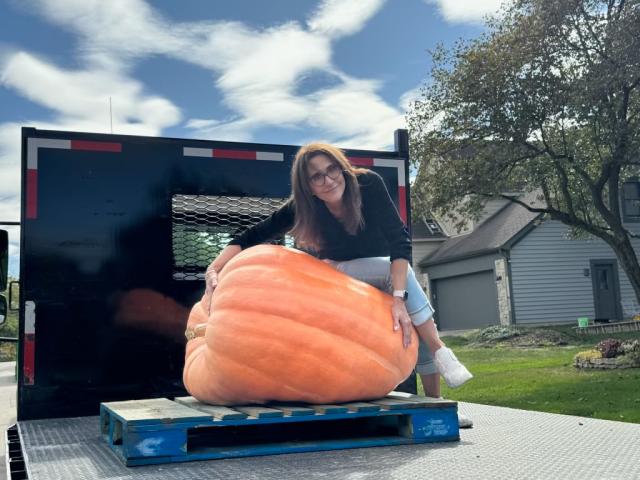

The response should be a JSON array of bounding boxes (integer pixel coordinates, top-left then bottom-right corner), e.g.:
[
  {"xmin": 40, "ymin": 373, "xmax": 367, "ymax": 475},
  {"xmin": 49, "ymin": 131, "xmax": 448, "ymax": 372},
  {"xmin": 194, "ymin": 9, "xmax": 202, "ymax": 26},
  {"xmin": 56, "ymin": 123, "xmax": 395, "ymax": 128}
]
[{"xmin": 2, "ymin": 127, "xmax": 417, "ymax": 478}]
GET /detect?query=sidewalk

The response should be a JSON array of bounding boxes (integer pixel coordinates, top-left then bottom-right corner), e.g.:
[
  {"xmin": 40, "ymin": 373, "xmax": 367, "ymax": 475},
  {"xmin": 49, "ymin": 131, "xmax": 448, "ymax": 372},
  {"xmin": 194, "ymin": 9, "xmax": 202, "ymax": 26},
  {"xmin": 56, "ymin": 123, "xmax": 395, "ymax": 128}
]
[{"xmin": 0, "ymin": 361, "xmax": 17, "ymax": 480}]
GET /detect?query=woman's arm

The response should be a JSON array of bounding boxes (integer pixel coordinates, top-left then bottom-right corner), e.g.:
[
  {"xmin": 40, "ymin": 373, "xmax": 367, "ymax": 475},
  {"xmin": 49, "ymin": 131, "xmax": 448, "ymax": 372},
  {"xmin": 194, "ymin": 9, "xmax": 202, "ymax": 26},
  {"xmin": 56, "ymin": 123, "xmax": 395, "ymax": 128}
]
[
  {"xmin": 390, "ymin": 258, "xmax": 408, "ymax": 292},
  {"xmin": 228, "ymin": 200, "xmax": 295, "ymax": 249},
  {"xmin": 208, "ymin": 244, "xmax": 242, "ymax": 274},
  {"xmin": 204, "ymin": 201, "xmax": 294, "ymax": 310},
  {"xmin": 390, "ymin": 258, "xmax": 413, "ymax": 348}
]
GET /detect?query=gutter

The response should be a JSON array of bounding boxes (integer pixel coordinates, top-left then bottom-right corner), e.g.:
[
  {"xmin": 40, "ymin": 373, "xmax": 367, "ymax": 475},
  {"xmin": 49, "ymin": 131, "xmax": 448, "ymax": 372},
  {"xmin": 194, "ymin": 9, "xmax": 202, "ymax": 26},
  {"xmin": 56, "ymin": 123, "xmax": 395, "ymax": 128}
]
[{"xmin": 420, "ymin": 247, "xmax": 501, "ymax": 268}]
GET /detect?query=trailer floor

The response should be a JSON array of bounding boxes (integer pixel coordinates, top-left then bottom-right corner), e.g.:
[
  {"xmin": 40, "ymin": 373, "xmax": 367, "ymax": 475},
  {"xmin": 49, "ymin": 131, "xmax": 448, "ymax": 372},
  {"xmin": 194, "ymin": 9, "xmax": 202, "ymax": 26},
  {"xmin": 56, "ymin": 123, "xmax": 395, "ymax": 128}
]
[{"xmin": 15, "ymin": 402, "xmax": 640, "ymax": 480}]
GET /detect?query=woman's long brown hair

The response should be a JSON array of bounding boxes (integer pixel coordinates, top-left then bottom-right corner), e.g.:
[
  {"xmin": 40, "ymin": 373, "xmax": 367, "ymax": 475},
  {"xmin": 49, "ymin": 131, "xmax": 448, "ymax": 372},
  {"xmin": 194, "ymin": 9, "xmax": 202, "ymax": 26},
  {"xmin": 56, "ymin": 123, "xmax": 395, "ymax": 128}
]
[{"xmin": 289, "ymin": 143, "xmax": 368, "ymax": 251}]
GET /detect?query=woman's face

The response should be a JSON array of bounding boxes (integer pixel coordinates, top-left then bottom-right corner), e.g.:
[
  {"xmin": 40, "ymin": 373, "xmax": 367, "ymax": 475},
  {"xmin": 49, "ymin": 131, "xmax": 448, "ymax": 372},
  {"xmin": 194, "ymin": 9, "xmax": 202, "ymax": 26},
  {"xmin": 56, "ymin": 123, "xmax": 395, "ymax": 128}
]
[{"xmin": 307, "ymin": 154, "xmax": 346, "ymax": 206}]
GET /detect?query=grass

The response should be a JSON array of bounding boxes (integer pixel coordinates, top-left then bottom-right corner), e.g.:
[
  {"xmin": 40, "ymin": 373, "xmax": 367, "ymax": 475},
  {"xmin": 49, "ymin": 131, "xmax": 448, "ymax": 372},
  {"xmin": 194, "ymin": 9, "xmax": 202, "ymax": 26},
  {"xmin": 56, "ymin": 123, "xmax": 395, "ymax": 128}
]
[
  {"xmin": 0, "ymin": 310, "xmax": 18, "ymax": 361},
  {"xmin": 421, "ymin": 328, "xmax": 640, "ymax": 424},
  {"xmin": 0, "ymin": 284, "xmax": 18, "ymax": 362}
]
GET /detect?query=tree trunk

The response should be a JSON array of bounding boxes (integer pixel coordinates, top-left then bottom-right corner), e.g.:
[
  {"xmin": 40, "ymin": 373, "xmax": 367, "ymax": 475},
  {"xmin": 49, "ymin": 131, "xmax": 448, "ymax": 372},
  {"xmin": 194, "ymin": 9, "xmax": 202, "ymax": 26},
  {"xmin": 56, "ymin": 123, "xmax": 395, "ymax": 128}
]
[{"xmin": 610, "ymin": 235, "xmax": 640, "ymax": 311}]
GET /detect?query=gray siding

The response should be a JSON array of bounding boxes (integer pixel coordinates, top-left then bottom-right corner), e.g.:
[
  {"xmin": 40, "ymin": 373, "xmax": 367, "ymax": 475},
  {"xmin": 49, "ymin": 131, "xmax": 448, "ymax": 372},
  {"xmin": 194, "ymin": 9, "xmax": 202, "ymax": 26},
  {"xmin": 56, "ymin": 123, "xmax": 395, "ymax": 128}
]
[
  {"xmin": 510, "ymin": 220, "xmax": 640, "ymax": 324},
  {"xmin": 412, "ymin": 240, "xmax": 445, "ymax": 274}
]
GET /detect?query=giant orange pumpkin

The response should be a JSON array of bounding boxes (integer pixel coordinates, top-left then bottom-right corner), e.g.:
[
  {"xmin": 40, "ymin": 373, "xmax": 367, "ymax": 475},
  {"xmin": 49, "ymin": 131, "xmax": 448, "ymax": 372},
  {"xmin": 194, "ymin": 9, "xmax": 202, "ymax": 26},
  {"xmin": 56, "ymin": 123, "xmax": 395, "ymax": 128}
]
[{"xmin": 183, "ymin": 245, "xmax": 418, "ymax": 405}]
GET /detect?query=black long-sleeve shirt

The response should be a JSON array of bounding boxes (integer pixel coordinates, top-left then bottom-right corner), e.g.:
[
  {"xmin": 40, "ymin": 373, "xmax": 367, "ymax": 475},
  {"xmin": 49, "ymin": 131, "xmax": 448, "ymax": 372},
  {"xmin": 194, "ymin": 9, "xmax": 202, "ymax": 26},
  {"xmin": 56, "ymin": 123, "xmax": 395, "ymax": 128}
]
[{"xmin": 229, "ymin": 170, "xmax": 412, "ymax": 262}]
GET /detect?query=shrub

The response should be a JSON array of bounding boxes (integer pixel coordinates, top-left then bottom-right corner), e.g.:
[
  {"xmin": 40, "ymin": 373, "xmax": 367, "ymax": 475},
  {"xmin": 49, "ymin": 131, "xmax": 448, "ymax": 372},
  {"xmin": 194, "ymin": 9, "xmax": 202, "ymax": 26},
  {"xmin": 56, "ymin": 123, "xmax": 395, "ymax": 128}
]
[
  {"xmin": 620, "ymin": 340, "xmax": 640, "ymax": 355},
  {"xmin": 596, "ymin": 338, "xmax": 622, "ymax": 358},
  {"xmin": 574, "ymin": 349, "xmax": 602, "ymax": 363},
  {"xmin": 477, "ymin": 325, "xmax": 520, "ymax": 342}
]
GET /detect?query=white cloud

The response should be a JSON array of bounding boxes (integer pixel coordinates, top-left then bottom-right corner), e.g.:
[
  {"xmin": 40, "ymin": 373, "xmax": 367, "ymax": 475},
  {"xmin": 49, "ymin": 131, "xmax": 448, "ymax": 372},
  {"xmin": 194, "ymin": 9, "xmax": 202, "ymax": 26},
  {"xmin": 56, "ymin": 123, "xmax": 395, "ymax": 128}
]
[
  {"xmin": 399, "ymin": 86, "xmax": 424, "ymax": 113},
  {"xmin": 426, "ymin": 0, "xmax": 506, "ymax": 24},
  {"xmin": 33, "ymin": 0, "xmax": 187, "ymax": 66},
  {"xmin": 185, "ymin": 117, "xmax": 257, "ymax": 143},
  {"xmin": 208, "ymin": 24, "xmax": 331, "ymax": 125},
  {"xmin": 1, "ymin": 52, "xmax": 181, "ymax": 136},
  {"xmin": 0, "ymin": 123, "xmax": 22, "ymax": 203},
  {"xmin": 309, "ymin": 78, "xmax": 397, "ymax": 137},
  {"xmin": 308, "ymin": 0, "xmax": 386, "ymax": 38}
]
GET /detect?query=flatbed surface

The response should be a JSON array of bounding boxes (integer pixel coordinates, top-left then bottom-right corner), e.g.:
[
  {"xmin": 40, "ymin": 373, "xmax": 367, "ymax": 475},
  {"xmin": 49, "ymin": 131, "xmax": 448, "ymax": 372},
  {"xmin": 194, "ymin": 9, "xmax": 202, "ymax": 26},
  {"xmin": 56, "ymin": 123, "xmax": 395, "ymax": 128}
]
[{"xmin": 15, "ymin": 402, "xmax": 640, "ymax": 480}]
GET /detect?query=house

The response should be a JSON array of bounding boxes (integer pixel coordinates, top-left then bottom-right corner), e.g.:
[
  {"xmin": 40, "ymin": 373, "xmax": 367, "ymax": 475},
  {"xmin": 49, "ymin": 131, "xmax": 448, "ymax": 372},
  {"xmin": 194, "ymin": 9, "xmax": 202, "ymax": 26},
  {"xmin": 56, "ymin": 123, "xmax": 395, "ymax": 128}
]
[
  {"xmin": 410, "ymin": 216, "xmax": 446, "ymax": 281},
  {"xmin": 415, "ymin": 186, "xmax": 640, "ymax": 331}
]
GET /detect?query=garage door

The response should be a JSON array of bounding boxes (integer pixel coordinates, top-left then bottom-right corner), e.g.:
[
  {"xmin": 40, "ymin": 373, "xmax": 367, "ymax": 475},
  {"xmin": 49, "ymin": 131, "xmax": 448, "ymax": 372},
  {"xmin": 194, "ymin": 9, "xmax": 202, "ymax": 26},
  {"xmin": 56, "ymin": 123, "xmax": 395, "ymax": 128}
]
[{"xmin": 432, "ymin": 270, "xmax": 500, "ymax": 330}]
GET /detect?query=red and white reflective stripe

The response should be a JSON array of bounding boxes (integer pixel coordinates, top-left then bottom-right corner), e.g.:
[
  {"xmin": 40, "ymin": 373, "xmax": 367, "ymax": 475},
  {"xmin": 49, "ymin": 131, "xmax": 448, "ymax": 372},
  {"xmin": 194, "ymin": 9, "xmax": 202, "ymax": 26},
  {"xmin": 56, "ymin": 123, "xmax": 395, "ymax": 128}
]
[
  {"xmin": 348, "ymin": 157, "xmax": 408, "ymax": 223},
  {"xmin": 183, "ymin": 147, "xmax": 284, "ymax": 161},
  {"xmin": 372, "ymin": 159, "xmax": 406, "ymax": 187},
  {"xmin": 348, "ymin": 157, "xmax": 374, "ymax": 166},
  {"xmin": 70, "ymin": 140, "xmax": 122, "ymax": 152},
  {"xmin": 26, "ymin": 138, "xmax": 122, "ymax": 219},
  {"xmin": 24, "ymin": 301, "xmax": 36, "ymax": 385},
  {"xmin": 27, "ymin": 138, "xmax": 70, "ymax": 170}
]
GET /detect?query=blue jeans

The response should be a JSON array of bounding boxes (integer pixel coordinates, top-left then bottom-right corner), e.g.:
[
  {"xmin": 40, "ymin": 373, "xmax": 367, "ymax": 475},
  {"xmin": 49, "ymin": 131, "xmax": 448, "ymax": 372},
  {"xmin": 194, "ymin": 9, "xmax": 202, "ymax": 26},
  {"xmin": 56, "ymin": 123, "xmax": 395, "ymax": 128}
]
[{"xmin": 325, "ymin": 257, "xmax": 437, "ymax": 375}]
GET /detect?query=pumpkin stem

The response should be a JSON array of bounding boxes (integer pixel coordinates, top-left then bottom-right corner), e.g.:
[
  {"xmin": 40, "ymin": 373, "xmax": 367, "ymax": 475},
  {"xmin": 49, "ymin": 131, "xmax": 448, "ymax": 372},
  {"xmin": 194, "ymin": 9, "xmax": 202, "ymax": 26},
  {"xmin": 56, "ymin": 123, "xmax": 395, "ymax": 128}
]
[{"xmin": 185, "ymin": 323, "xmax": 208, "ymax": 341}]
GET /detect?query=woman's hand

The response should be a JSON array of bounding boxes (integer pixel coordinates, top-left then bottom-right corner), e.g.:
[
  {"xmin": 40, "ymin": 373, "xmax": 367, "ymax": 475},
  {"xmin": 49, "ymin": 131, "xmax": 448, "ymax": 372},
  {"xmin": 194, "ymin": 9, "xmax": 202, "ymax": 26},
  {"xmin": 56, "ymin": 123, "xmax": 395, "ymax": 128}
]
[
  {"xmin": 204, "ymin": 265, "xmax": 218, "ymax": 313},
  {"xmin": 391, "ymin": 297, "xmax": 413, "ymax": 348},
  {"xmin": 203, "ymin": 246, "xmax": 242, "ymax": 314}
]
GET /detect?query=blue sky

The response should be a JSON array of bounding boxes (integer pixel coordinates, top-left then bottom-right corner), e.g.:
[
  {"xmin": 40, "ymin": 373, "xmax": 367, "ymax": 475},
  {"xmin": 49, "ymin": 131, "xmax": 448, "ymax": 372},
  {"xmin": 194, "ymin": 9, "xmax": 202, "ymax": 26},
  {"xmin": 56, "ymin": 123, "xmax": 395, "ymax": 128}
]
[{"xmin": 0, "ymin": 0, "xmax": 501, "ymax": 277}]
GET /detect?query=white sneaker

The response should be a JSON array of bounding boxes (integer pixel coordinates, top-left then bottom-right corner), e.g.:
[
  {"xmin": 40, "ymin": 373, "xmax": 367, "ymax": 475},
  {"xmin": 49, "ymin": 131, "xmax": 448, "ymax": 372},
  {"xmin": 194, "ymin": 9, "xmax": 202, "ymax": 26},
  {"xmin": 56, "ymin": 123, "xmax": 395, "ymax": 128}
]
[{"xmin": 434, "ymin": 347, "xmax": 473, "ymax": 388}]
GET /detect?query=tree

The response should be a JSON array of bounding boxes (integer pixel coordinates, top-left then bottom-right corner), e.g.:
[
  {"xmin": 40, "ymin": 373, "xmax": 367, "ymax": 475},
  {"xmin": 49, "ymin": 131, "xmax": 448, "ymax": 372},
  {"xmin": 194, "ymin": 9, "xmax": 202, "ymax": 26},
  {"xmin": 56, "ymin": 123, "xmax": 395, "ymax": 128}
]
[{"xmin": 408, "ymin": 0, "xmax": 640, "ymax": 301}]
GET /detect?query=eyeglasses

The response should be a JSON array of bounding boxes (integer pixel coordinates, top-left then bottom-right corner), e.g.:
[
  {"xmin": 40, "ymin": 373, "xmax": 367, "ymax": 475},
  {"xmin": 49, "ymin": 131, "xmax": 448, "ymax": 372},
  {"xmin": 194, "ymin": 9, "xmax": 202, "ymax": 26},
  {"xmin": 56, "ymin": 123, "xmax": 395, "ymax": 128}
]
[{"xmin": 309, "ymin": 164, "xmax": 344, "ymax": 186}]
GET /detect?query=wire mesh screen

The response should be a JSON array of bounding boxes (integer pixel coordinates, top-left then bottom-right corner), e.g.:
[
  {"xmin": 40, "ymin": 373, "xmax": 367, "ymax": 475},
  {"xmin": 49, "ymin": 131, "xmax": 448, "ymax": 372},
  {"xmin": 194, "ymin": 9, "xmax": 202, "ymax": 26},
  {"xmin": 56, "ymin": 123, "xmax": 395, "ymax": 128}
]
[{"xmin": 172, "ymin": 194, "xmax": 292, "ymax": 280}]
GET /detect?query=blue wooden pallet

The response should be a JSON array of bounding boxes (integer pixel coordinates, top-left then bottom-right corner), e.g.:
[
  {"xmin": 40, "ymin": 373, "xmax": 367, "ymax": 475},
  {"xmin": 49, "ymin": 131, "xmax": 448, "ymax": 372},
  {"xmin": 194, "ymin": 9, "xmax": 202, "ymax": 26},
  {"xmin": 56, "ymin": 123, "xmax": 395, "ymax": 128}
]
[{"xmin": 100, "ymin": 392, "xmax": 459, "ymax": 466}]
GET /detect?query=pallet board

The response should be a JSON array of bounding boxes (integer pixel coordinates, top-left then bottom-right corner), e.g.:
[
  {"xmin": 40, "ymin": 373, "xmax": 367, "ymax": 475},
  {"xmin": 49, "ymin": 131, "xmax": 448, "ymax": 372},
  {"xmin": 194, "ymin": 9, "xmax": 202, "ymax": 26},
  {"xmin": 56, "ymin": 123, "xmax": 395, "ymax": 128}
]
[{"xmin": 100, "ymin": 392, "xmax": 459, "ymax": 466}]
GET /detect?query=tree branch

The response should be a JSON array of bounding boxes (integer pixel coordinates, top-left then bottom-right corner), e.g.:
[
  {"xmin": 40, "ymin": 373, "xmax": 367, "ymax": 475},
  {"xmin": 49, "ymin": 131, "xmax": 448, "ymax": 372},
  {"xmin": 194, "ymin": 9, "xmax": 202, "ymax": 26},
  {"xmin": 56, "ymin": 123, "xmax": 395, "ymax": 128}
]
[
  {"xmin": 498, "ymin": 190, "xmax": 615, "ymax": 240},
  {"xmin": 578, "ymin": 4, "xmax": 612, "ymax": 65}
]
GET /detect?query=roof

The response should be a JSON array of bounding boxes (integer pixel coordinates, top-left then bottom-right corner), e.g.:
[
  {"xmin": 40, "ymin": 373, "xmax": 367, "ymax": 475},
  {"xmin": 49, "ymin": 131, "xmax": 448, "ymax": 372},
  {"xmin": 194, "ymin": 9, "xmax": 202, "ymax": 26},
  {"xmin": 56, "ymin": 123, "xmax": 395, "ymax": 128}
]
[
  {"xmin": 411, "ymin": 217, "xmax": 447, "ymax": 240},
  {"xmin": 419, "ymin": 192, "xmax": 543, "ymax": 267}
]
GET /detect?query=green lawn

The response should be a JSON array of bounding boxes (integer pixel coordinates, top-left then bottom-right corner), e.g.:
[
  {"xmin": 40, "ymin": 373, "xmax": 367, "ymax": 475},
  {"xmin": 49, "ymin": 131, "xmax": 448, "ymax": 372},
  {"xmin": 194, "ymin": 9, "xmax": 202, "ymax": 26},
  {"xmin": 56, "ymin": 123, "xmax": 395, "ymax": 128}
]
[
  {"xmin": 424, "ymin": 330, "xmax": 640, "ymax": 424},
  {"xmin": 0, "ymin": 285, "xmax": 18, "ymax": 362}
]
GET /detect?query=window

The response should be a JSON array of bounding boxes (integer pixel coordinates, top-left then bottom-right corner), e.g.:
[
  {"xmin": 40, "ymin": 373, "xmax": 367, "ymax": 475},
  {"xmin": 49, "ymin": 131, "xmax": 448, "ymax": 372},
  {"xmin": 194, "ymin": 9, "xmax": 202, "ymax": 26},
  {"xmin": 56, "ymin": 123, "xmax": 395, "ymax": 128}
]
[
  {"xmin": 425, "ymin": 220, "xmax": 442, "ymax": 235},
  {"xmin": 622, "ymin": 181, "xmax": 640, "ymax": 223}
]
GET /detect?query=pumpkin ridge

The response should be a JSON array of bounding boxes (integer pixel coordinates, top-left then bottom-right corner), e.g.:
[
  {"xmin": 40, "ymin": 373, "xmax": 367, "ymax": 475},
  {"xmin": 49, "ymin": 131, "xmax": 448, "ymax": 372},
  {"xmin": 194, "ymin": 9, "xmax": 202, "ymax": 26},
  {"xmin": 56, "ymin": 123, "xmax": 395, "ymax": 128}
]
[
  {"xmin": 211, "ymin": 283, "xmax": 412, "ymax": 371},
  {"xmin": 218, "ymin": 261, "xmax": 365, "ymax": 295},
  {"xmin": 183, "ymin": 342, "xmax": 229, "ymax": 401},
  {"xmin": 212, "ymin": 299, "xmax": 389, "ymax": 342},
  {"xmin": 213, "ymin": 274, "xmax": 391, "ymax": 325},
  {"xmin": 204, "ymin": 342, "xmax": 320, "ymax": 403},
  {"xmin": 201, "ymin": 342, "xmax": 278, "ymax": 404},
  {"xmin": 212, "ymin": 288, "xmax": 402, "ymax": 359},
  {"xmin": 206, "ymin": 324, "xmax": 391, "ymax": 398},
  {"xmin": 209, "ymin": 308, "xmax": 405, "ymax": 382},
  {"xmin": 208, "ymin": 345, "xmax": 381, "ymax": 404}
]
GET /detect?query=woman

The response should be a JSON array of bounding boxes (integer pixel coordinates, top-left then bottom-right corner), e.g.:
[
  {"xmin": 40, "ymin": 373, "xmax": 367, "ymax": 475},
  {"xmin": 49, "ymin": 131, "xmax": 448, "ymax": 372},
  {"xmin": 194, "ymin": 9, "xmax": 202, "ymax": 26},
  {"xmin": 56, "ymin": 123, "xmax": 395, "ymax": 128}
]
[{"xmin": 204, "ymin": 143, "xmax": 473, "ymax": 400}]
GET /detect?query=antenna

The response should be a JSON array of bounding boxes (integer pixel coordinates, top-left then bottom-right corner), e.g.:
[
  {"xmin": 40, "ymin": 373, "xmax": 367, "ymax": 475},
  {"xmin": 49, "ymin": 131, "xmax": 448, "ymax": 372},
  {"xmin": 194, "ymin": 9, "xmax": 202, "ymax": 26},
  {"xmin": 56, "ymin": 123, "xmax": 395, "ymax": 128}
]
[{"xmin": 109, "ymin": 96, "xmax": 113, "ymax": 133}]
